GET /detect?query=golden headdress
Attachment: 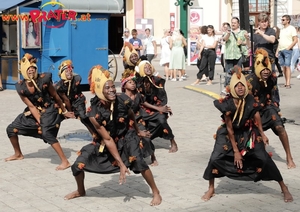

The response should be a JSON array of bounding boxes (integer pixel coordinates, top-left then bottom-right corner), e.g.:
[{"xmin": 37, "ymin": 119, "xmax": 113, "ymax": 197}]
[
  {"xmin": 19, "ymin": 53, "xmax": 40, "ymax": 92},
  {"xmin": 58, "ymin": 59, "xmax": 74, "ymax": 96},
  {"xmin": 20, "ymin": 53, "xmax": 38, "ymax": 80},
  {"xmin": 229, "ymin": 65, "xmax": 249, "ymax": 125},
  {"xmin": 58, "ymin": 60, "xmax": 73, "ymax": 80},
  {"xmin": 88, "ymin": 65, "xmax": 112, "ymax": 102},
  {"xmin": 254, "ymin": 48, "xmax": 271, "ymax": 87},
  {"xmin": 123, "ymin": 42, "xmax": 139, "ymax": 66},
  {"xmin": 137, "ymin": 60, "xmax": 162, "ymax": 89}
]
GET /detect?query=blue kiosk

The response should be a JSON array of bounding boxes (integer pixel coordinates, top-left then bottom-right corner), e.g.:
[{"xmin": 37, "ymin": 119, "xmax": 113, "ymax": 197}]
[{"xmin": 0, "ymin": 0, "xmax": 124, "ymax": 89}]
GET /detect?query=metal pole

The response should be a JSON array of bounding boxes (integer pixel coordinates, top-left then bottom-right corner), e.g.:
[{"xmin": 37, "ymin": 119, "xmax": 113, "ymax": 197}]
[
  {"xmin": 175, "ymin": 0, "xmax": 193, "ymax": 38},
  {"xmin": 239, "ymin": 0, "xmax": 250, "ymax": 31},
  {"xmin": 274, "ymin": 0, "xmax": 277, "ymax": 26}
]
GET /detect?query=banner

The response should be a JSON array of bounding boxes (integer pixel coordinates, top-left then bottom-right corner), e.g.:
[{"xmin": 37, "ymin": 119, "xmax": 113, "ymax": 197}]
[{"xmin": 187, "ymin": 7, "xmax": 203, "ymax": 65}]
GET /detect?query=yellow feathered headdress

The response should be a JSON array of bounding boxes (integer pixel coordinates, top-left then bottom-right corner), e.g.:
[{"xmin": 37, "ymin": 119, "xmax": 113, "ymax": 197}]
[
  {"xmin": 123, "ymin": 42, "xmax": 139, "ymax": 66},
  {"xmin": 88, "ymin": 65, "xmax": 112, "ymax": 102},
  {"xmin": 254, "ymin": 48, "xmax": 272, "ymax": 87},
  {"xmin": 58, "ymin": 60, "xmax": 73, "ymax": 80},
  {"xmin": 229, "ymin": 65, "xmax": 249, "ymax": 125},
  {"xmin": 19, "ymin": 53, "xmax": 38, "ymax": 81},
  {"xmin": 19, "ymin": 53, "xmax": 40, "ymax": 92}
]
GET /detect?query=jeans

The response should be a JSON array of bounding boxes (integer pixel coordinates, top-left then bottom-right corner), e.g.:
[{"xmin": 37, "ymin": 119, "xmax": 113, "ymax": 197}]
[
  {"xmin": 224, "ymin": 59, "xmax": 240, "ymax": 87},
  {"xmin": 278, "ymin": 49, "xmax": 293, "ymax": 67},
  {"xmin": 290, "ymin": 49, "xmax": 299, "ymax": 72}
]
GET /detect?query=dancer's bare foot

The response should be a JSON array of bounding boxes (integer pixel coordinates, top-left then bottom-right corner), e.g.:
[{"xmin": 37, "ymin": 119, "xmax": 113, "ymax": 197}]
[
  {"xmin": 150, "ymin": 192, "xmax": 162, "ymax": 206},
  {"xmin": 150, "ymin": 155, "xmax": 158, "ymax": 166},
  {"xmin": 64, "ymin": 190, "xmax": 86, "ymax": 200},
  {"xmin": 282, "ymin": 187, "xmax": 293, "ymax": 202},
  {"xmin": 287, "ymin": 159, "xmax": 296, "ymax": 169},
  {"xmin": 55, "ymin": 161, "xmax": 71, "ymax": 170},
  {"xmin": 169, "ymin": 144, "xmax": 178, "ymax": 153},
  {"xmin": 5, "ymin": 154, "xmax": 24, "ymax": 161},
  {"xmin": 151, "ymin": 160, "xmax": 158, "ymax": 166},
  {"xmin": 201, "ymin": 188, "xmax": 215, "ymax": 201}
]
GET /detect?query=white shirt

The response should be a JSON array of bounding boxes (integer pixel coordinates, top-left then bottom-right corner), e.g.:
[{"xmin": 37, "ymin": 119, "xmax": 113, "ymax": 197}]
[
  {"xmin": 202, "ymin": 34, "xmax": 218, "ymax": 48},
  {"xmin": 144, "ymin": 35, "xmax": 156, "ymax": 54}
]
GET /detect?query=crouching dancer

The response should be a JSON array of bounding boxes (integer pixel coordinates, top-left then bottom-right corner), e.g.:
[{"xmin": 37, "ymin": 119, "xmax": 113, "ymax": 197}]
[
  {"xmin": 55, "ymin": 59, "xmax": 95, "ymax": 134},
  {"xmin": 64, "ymin": 65, "xmax": 162, "ymax": 206},
  {"xmin": 202, "ymin": 66, "xmax": 293, "ymax": 202},
  {"xmin": 5, "ymin": 53, "xmax": 75, "ymax": 170}
]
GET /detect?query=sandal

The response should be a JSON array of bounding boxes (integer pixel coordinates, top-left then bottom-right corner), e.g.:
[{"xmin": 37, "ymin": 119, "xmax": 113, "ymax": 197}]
[
  {"xmin": 286, "ymin": 85, "xmax": 291, "ymax": 89},
  {"xmin": 0, "ymin": 87, "xmax": 3, "ymax": 91},
  {"xmin": 280, "ymin": 84, "xmax": 287, "ymax": 88}
]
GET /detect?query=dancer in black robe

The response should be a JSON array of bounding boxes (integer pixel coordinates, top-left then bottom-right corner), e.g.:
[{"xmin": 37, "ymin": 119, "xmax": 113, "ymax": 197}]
[
  {"xmin": 202, "ymin": 66, "xmax": 293, "ymax": 202},
  {"xmin": 246, "ymin": 48, "xmax": 295, "ymax": 169},
  {"xmin": 55, "ymin": 59, "xmax": 95, "ymax": 134},
  {"xmin": 5, "ymin": 53, "xmax": 75, "ymax": 170},
  {"xmin": 64, "ymin": 65, "xmax": 162, "ymax": 206}
]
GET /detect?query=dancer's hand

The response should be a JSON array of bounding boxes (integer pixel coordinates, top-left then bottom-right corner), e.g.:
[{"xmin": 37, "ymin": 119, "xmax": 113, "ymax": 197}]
[
  {"xmin": 119, "ymin": 164, "xmax": 130, "ymax": 185},
  {"xmin": 138, "ymin": 130, "xmax": 151, "ymax": 138},
  {"xmin": 158, "ymin": 105, "xmax": 172, "ymax": 114},
  {"xmin": 262, "ymin": 135, "xmax": 269, "ymax": 146},
  {"xmin": 234, "ymin": 152, "xmax": 243, "ymax": 169}
]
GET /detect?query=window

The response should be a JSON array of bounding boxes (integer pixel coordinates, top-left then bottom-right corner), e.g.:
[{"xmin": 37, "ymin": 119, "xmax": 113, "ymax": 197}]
[{"xmin": 249, "ymin": 0, "xmax": 270, "ymax": 13}]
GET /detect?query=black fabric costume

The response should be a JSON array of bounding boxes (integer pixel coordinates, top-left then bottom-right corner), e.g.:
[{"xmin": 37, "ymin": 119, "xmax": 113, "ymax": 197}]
[
  {"xmin": 137, "ymin": 75, "xmax": 175, "ymax": 140},
  {"xmin": 7, "ymin": 73, "xmax": 63, "ymax": 145},
  {"xmin": 117, "ymin": 92, "xmax": 154, "ymax": 158},
  {"xmin": 71, "ymin": 95, "xmax": 149, "ymax": 176},
  {"xmin": 55, "ymin": 74, "xmax": 94, "ymax": 131},
  {"xmin": 246, "ymin": 73, "xmax": 283, "ymax": 134},
  {"xmin": 203, "ymin": 94, "xmax": 283, "ymax": 182}
]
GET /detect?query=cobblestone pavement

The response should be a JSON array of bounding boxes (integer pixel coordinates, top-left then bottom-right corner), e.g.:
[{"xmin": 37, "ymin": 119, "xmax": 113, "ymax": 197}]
[{"xmin": 0, "ymin": 57, "xmax": 300, "ymax": 212}]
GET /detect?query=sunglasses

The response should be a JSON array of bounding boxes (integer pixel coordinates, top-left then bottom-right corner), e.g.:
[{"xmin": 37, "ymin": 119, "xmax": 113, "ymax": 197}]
[
  {"xmin": 124, "ymin": 31, "xmax": 129, "ymax": 33},
  {"xmin": 281, "ymin": 19, "xmax": 286, "ymax": 21}
]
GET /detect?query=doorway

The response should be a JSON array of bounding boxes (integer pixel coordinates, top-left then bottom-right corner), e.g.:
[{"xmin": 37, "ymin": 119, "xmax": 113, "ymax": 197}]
[{"xmin": 108, "ymin": 16, "xmax": 124, "ymax": 54}]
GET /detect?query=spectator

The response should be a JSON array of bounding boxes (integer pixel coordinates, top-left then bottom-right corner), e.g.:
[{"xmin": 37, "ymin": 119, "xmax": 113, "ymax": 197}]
[
  {"xmin": 144, "ymin": 28, "xmax": 157, "ymax": 63},
  {"xmin": 290, "ymin": 26, "xmax": 300, "ymax": 73},
  {"xmin": 192, "ymin": 25, "xmax": 218, "ymax": 86},
  {"xmin": 223, "ymin": 17, "xmax": 250, "ymax": 86},
  {"xmin": 169, "ymin": 28, "xmax": 187, "ymax": 81},
  {"xmin": 129, "ymin": 29, "xmax": 143, "ymax": 57},
  {"xmin": 119, "ymin": 28, "xmax": 131, "ymax": 57},
  {"xmin": 272, "ymin": 26, "xmax": 284, "ymax": 77},
  {"xmin": 159, "ymin": 29, "xmax": 172, "ymax": 79},
  {"xmin": 276, "ymin": 15, "xmax": 298, "ymax": 89},
  {"xmin": 253, "ymin": 13, "xmax": 276, "ymax": 72},
  {"xmin": 220, "ymin": 23, "xmax": 231, "ymax": 72}
]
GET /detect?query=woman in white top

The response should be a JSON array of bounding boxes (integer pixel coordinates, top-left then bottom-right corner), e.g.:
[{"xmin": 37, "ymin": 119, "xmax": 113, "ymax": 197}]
[
  {"xmin": 192, "ymin": 25, "xmax": 218, "ymax": 85},
  {"xmin": 160, "ymin": 29, "xmax": 172, "ymax": 79},
  {"xmin": 144, "ymin": 28, "xmax": 157, "ymax": 63}
]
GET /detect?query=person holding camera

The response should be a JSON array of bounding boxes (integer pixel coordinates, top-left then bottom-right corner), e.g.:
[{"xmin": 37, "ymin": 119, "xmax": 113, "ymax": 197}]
[{"xmin": 223, "ymin": 17, "xmax": 250, "ymax": 86}]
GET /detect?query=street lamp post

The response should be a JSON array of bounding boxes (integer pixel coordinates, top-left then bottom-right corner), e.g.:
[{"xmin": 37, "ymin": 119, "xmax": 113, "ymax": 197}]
[{"xmin": 175, "ymin": 0, "xmax": 193, "ymax": 37}]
